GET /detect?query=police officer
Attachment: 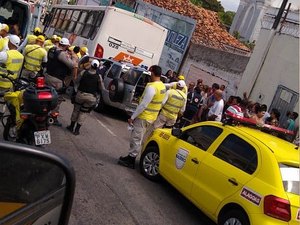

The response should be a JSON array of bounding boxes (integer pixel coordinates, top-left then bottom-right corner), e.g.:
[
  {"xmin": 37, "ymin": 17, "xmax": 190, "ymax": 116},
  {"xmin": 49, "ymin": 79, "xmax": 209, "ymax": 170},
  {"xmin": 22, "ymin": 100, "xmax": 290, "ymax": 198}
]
[
  {"xmin": 21, "ymin": 35, "xmax": 47, "ymax": 81},
  {"xmin": 45, "ymin": 37, "xmax": 78, "ymax": 126},
  {"xmin": 0, "ymin": 35, "xmax": 24, "ymax": 113},
  {"xmin": 118, "ymin": 65, "xmax": 166, "ymax": 169},
  {"xmin": 153, "ymin": 80, "xmax": 187, "ymax": 129},
  {"xmin": 66, "ymin": 59, "xmax": 102, "ymax": 135}
]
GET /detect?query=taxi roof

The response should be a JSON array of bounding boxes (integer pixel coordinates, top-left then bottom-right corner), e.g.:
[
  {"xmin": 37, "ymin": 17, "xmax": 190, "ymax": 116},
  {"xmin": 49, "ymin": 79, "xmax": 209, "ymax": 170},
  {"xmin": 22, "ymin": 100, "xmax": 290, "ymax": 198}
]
[{"xmin": 228, "ymin": 125, "xmax": 299, "ymax": 165}]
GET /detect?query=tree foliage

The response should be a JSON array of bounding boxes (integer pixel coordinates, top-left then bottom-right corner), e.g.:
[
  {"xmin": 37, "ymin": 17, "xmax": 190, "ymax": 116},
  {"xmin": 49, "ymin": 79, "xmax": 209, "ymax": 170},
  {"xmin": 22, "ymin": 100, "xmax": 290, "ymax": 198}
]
[
  {"xmin": 218, "ymin": 11, "xmax": 235, "ymax": 27},
  {"xmin": 190, "ymin": 0, "xmax": 224, "ymax": 12}
]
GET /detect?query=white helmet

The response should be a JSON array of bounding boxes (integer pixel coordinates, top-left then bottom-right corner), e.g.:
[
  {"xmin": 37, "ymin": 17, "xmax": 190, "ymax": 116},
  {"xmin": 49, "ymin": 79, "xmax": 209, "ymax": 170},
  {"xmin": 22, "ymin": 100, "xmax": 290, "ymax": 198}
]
[
  {"xmin": 59, "ymin": 37, "xmax": 70, "ymax": 46},
  {"xmin": 9, "ymin": 35, "xmax": 20, "ymax": 47},
  {"xmin": 91, "ymin": 59, "xmax": 100, "ymax": 68},
  {"xmin": 177, "ymin": 80, "xmax": 186, "ymax": 88}
]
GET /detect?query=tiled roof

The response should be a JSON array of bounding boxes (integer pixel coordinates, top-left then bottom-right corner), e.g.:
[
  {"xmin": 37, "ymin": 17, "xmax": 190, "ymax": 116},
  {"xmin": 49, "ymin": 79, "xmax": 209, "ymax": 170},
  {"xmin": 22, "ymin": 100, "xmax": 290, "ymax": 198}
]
[{"xmin": 143, "ymin": 0, "xmax": 250, "ymax": 52}]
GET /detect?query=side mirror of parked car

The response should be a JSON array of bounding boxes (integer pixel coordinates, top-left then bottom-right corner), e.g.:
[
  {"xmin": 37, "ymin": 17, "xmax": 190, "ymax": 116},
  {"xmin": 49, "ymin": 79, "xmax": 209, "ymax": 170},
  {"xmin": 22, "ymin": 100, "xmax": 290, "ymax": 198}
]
[
  {"xmin": 171, "ymin": 127, "xmax": 182, "ymax": 137},
  {"xmin": 0, "ymin": 142, "xmax": 75, "ymax": 225}
]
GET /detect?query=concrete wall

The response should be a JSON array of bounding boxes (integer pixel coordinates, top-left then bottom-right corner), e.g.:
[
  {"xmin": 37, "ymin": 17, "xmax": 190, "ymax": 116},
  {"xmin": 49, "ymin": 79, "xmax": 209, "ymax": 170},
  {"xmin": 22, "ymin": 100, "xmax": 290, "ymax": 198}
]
[
  {"xmin": 180, "ymin": 43, "xmax": 250, "ymax": 99},
  {"xmin": 237, "ymin": 29, "xmax": 299, "ymax": 111}
]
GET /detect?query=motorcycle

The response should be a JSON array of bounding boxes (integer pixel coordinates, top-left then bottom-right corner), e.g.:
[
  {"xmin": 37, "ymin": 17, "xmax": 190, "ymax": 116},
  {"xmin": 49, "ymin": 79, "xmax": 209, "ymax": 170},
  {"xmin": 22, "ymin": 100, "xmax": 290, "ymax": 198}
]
[{"xmin": 0, "ymin": 71, "xmax": 58, "ymax": 146}]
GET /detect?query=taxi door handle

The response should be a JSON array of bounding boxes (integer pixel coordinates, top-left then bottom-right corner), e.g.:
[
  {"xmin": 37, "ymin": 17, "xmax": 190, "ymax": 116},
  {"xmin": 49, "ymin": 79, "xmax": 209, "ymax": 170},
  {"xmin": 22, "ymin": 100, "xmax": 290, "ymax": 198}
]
[
  {"xmin": 191, "ymin": 158, "xmax": 199, "ymax": 164},
  {"xmin": 228, "ymin": 178, "xmax": 238, "ymax": 186}
]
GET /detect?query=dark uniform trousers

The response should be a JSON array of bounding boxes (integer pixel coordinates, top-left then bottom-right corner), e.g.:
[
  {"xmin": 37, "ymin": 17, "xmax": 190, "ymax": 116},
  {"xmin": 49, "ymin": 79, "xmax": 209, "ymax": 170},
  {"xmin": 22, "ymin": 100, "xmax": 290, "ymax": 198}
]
[{"xmin": 71, "ymin": 91, "xmax": 96, "ymax": 125}]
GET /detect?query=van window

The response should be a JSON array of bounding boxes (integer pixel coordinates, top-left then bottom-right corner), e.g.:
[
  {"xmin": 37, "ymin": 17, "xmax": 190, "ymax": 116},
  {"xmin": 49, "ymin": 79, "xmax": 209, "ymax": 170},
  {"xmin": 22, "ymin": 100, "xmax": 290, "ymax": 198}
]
[
  {"xmin": 67, "ymin": 10, "xmax": 80, "ymax": 33},
  {"xmin": 82, "ymin": 11, "xmax": 99, "ymax": 38},
  {"xmin": 74, "ymin": 11, "xmax": 88, "ymax": 35},
  {"xmin": 122, "ymin": 69, "xmax": 144, "ymax": 85},
  {"xmin": 90, "ymin": 12, "xmax": 104, "ymax": 40}
]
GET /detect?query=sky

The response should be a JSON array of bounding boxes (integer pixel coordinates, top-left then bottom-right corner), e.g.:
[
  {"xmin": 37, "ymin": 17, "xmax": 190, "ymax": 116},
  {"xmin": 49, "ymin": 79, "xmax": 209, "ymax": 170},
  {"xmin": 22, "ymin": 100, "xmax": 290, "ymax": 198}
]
[{"xmin": 220, "ymin": 0, "xmax": 300, "ymax": 12}]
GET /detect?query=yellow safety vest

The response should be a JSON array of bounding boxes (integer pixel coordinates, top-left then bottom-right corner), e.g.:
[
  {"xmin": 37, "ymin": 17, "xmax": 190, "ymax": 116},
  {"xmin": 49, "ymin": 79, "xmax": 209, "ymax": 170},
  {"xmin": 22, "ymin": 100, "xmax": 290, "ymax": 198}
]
[
  {"xmin": 138, "ymin": 81, "xmax": 166, "ymax": 122},
  {"xmin": 27, "ymin": 34, "xmax": 37, "ymax": 44},
  {"xmin": 0, "ymin": 37, "xmax": 8, "ymax": 52},
  {"xmin": 0, "ymin": 50, "xmax": 24, "ymax": 89},
  {"xmin": 24, "ymin": 44, "xmax": 46, "ymax": 72},
  {"xmin": 44, "ymin": 44, "xmax": 54, "ymax": 52},
  {"xmin": 161, "ymin": 89, "xmax": 186, "ymax": 120}
]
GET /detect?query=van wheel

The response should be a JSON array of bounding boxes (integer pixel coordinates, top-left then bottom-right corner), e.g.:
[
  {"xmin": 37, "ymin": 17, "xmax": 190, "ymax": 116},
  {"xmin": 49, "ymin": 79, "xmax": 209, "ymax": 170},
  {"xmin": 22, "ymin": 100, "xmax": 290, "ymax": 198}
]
[{"xmin": 109, "ymin": 78, "xmax": 124, "ymax": 102}]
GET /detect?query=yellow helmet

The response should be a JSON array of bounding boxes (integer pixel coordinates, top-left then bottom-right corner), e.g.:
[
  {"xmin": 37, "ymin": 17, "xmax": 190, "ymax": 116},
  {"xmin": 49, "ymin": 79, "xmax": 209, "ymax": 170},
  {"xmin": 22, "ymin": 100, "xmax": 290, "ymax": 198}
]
[
  {"xmin": 80, "ymin": 46, "xmax": 88, "ymax": 54},
  {"xmin": 1, "ymin": 23, "xmax": 9, "ymax": 33},
  {"xmin": 178, "ymin": 75, "xmax": 185, "ymax": 80},
  {"xmin": 36, "ymin": 35, "xmax": 45, "ymax": 42},
  {"xmin": 34, "ymin": 27, "xmax": 41, "ymax": 33}
]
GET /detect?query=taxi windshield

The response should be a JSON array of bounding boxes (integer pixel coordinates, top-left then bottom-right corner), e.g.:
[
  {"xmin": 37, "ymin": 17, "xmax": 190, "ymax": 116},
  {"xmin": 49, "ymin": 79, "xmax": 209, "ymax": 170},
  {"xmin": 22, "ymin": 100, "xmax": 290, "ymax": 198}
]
[{"xmin": 280, "ymin": 164, "xmax": 299, "ymax": 195}]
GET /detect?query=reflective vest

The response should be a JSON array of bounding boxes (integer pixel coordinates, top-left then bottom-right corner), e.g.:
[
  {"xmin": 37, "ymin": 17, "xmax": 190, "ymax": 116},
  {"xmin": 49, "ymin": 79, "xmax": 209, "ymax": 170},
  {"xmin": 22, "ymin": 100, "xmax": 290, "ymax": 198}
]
[
  {"xmin": 161, "ymin": 89, "xmax": 186, "ymax": 120},
  {"xmin": 44, "ymin": 44, "xmax": 54, "ymax": 52},
  {"xmin": 44, "ymin": 40, "xmax": 54, "ymax": 52},
  {"xmin": 0, "ymin": 37, "xmax": 8, "ymax": 52},
  {"xmin": 27, "ymin": 34, "xmax": 37, "ymax": 44},
  {"xmin": 0, "ymin": 50, "xmax": 24, "ymax": 89},
  {"xmin": 24, "ymin": 44, "xmax": 47, "ymax": 72},
  {"xmin": 138, "ymin": 81, "xmax": 166, "ymax": 122}
]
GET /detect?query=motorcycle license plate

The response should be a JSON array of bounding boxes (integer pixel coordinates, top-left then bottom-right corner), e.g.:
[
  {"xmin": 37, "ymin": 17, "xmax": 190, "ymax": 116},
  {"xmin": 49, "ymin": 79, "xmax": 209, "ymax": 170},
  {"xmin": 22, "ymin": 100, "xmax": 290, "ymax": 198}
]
[{"xmin": 34, "ymin": 130, "xmax": 51, "ymax": 145}]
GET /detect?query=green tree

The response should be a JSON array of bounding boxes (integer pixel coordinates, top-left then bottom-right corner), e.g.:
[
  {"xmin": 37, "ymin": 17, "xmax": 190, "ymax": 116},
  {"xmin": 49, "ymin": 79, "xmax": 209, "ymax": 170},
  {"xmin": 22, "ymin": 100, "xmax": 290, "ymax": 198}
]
[
  {"xmin": 190, "ymin": 0, "xmax": 224, "ymax": 12},
  {"xmin": 218, "ymin": 11, "xmax": 235, "ymax": 27}
]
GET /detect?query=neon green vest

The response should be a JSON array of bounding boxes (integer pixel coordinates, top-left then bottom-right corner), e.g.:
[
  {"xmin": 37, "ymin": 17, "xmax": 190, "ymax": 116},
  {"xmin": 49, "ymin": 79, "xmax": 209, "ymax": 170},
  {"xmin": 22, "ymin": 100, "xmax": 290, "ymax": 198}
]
[
  {"xmin": 138, "ymin": 81, "xmax": 166, "ymax": 122},
  {"xmin": 161, "ymin": 89, "xmax": 186, "ymax": 120},
  {"xmin": 24, "ymin": 44, "xmax": 46, "ymax": 72},
  {"xmin": 0, "ymin": 50, "xmax": 24, "ymax": 89}
]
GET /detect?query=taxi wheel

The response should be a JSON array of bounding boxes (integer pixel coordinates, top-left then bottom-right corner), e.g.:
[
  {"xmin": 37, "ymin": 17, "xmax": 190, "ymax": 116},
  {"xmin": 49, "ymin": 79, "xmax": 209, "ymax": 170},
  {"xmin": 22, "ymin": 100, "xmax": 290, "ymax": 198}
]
[
  {"xmin": 219, "ymin": 210, "xmax": 249, "ymax": 225},
  {"xmin": 140, "ymin": 146, "xmax": 161, "ymax": 181}
]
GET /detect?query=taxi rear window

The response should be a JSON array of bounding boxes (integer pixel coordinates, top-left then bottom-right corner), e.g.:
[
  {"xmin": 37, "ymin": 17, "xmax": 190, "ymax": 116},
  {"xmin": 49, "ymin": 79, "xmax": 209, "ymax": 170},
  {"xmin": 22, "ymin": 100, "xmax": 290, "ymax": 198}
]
[{"xmin": 280, "ymin": 164, "xmax": 299, "ymax": 195}]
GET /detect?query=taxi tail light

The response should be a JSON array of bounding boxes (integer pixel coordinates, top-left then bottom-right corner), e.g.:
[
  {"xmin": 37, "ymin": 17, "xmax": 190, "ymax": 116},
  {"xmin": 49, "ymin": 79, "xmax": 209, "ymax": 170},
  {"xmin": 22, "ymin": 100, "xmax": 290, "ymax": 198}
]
[
  {"xmin": 264, "ymin": 195, "xmax": 291, "ymax": 222},
  {"xmin": 94, "ymin": 44, "xmax": 103, "ymax": 58}
]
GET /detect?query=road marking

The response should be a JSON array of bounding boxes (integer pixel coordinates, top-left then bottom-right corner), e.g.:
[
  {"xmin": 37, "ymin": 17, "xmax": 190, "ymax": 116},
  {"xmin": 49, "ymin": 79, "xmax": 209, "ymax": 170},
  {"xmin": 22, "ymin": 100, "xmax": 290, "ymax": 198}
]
[{"xmin": 96, "ymin": 119, "xmax": 117, "ymax": 137}]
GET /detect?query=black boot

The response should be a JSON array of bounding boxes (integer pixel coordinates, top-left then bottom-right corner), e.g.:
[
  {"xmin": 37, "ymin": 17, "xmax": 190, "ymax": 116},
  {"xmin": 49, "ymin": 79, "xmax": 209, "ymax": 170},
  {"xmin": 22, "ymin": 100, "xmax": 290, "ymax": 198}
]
[
  {"xmin": 118, "ymin": 155, "xmax": 136, "ymax": 169},
  {"xmin": 73, "ymin": 124, "xmax": 81, "ymax": 135},
  {"xmin": 66, "ymin": 121, "xmax": 76, "ymax": 133}
]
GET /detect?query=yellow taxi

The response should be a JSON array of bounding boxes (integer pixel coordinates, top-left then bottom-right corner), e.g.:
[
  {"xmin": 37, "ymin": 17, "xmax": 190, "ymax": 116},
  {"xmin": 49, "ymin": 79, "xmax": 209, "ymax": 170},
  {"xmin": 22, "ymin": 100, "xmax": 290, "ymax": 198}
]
[{"xmin": 140, "ymin": 118, "xmax": 299, "ymax": 225}]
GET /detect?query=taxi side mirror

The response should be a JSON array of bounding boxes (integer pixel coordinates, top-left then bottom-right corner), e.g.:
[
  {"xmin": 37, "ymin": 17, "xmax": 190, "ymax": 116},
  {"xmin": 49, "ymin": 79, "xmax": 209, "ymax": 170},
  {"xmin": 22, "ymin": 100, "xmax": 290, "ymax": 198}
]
[
  {"xmin": 171, "ymin": 127, "xmax": 182, "ymax": 137},
  {"xmin": 0, "ymin": 142, "xmax": 75, "ymax": 225}
]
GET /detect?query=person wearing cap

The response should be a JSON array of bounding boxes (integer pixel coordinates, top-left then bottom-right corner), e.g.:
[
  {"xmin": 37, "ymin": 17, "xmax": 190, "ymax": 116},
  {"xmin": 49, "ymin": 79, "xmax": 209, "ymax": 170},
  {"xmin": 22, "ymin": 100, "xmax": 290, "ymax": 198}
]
[
  {"xmin": 18, "ymin": 27, "xmax": 43, "ymax": 52},
  {"xmin": 0, "ymin": 24, "xmax": 9, "ymax": 52},
  {"xmin": 165, "ymin": 74, "xmax": 188, "ymax": 94},
  {"xmin": 79, "ymin": 46, "xmax": 89, "ymax": 58},
  {"xmin": 66, "ymin": 59, "xmax": 103, "ymax": 135},
  {"xmin": 21, "ymin": 35, "xmax": 47, "ymax": 81},
  {"xmin": 153, "ymin": 79, "xmax": 187, "ymax": 129},
  {"xmin": 118, "ymin": 65, "xmax": 166, "ymax": 169},
  {"xmin": 45, "ymin": 37, "xmax": 78, "ymax": 126},
  {"xmin": 0, "ymin": 35, "xmax": 24, "ymax": 113}
]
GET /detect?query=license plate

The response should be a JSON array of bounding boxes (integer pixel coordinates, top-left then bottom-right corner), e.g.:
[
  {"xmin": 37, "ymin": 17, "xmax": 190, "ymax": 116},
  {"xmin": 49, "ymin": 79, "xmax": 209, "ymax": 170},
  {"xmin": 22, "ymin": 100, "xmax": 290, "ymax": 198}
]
[{"xmin": 34, "ymin": 130, "xmax": 51, "ymax": 145}]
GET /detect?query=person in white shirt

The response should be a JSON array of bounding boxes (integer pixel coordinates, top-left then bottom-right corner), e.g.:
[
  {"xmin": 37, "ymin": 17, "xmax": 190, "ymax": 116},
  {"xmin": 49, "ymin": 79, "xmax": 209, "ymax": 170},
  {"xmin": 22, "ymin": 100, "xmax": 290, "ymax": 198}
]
[{"xmin": 207, "ymin": 90, "xmax": 224, "ymax": 121}]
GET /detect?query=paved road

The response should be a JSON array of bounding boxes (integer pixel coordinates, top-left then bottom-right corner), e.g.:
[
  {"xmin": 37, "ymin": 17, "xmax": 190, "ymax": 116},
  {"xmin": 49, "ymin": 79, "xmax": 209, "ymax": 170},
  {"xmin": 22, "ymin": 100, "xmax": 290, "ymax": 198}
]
[{"xmin": 36, "ymin": 99, "xmax": 215, "ymax": 225}]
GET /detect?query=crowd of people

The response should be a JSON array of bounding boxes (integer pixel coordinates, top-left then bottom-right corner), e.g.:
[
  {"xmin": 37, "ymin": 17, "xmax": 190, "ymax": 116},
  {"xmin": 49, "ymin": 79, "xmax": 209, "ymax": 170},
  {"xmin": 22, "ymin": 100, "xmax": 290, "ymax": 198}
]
[
  {"xmin": 163, "ymin": 70, "xmax": 299, "ymax": 136},
  {"xmin": 0, "ymin": 23, "xmax": 102, "ymax": 135}
]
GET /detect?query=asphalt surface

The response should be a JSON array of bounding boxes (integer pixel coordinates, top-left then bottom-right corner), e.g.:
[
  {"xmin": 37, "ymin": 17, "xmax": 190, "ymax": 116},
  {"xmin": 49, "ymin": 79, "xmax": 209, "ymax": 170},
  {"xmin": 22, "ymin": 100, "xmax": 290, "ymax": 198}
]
[{"xmin": 5, "ymin": 98, "xmax": 216, "ymax": 225}]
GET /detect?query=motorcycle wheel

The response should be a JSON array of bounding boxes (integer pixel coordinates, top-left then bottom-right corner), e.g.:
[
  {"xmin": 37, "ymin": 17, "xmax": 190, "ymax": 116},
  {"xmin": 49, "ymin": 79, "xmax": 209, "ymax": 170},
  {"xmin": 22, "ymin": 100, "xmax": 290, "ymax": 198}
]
[{"xmin": 3, "ymin": 116, "xmax": 17, "ymax": 142}]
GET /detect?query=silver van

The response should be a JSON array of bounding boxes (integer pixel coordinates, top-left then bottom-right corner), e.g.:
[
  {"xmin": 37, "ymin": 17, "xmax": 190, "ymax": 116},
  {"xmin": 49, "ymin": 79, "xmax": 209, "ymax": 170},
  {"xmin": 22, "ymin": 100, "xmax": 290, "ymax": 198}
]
[{"xmin": 78, "ymin": 57, "xmax": 167, "ymax": 115}]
